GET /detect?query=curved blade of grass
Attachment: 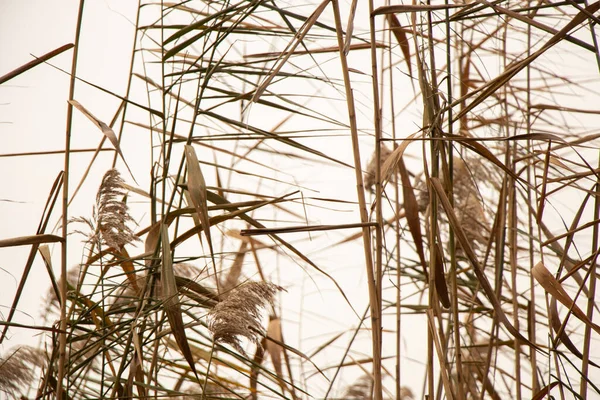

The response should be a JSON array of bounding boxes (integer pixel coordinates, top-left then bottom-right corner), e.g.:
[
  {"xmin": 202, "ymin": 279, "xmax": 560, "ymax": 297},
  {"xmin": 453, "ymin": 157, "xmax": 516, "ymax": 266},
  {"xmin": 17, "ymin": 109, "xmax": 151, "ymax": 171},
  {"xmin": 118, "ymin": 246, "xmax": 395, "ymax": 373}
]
[
  {"xmin": 184, "ymin": 145, "xmax": 218, "ymax": 292},
  {"xmin": 68, "ymin": 100, "xmax": 136, "ymax": 181},
  {"xmin": 397, "ymin": 158, "xmax": 428, "ymax": 278},
  {"xmin": 433, "ymin": 242, "xmax": 450, "ymax": 309},
  {"xmin": 549, "ymin": 297, "xmax": 600, "ymax": 368},
  {"xmin": 533, "ymin": 262, "xmax": 600, "ymax": 335},
  {"xmin": 160, "ymin": 225, "xmax": 198, "ymax": 379}
]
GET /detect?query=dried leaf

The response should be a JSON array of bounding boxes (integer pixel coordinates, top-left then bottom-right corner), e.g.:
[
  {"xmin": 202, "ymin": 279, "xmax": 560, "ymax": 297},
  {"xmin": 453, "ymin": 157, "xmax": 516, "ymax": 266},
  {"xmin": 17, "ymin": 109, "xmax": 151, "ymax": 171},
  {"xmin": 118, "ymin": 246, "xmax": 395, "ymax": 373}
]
[
  {"xmin": 265, "ymin": 317, "xmax": 284, "ymax": 392},
  {"xmin": 0, "ymin": 234, "xmax": 63, "ymax": 248},
  {"xmin": 531, "ymin": 381, "xmax": 559, "ymax": 400},
  {"xmin": 118, "ymin": 248, "xmax": 139, "ymax": 292},
  {"xmin": 184, "ymin": 145, "xmax": 216, "ymax": 285},
  {"xmin": 398, "ymin": 158, "xmax": 428, "ymax": 278},
  {"xmin": 433, "ymin": 243, "xmax": 450, "ymax": 309},
  {"xmin": 533, "ymin": 262, "xmax": 600, "ymax": 335},
  {"xmin": 68, "ymin": 100, "xmax": 135, "ymax": 180},
  {"xmin": 386, "ymin": 14, "xmax": 412, "ymax": 77},
  {"xmin": 160, "ymin": 225, "xmax": 198, "ymax": 378}
]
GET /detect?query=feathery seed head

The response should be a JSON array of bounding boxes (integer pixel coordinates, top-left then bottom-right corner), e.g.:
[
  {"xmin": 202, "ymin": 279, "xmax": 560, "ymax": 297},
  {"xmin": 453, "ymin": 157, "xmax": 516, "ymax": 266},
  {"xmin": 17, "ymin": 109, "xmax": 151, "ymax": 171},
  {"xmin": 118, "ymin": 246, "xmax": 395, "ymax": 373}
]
[{"xmin": 208, "ymin": 282, "xmax": 281, "ymax": 353}]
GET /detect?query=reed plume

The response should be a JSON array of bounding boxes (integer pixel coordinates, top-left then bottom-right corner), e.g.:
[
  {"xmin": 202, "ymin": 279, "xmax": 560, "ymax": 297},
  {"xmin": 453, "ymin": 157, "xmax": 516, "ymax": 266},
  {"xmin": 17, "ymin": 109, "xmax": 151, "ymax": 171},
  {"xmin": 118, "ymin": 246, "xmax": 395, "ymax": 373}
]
[
  {"xmin": 0, "ymin": 346, "xmax": 45, "ymax": 396},
  {"xmin": 208, "ymin": 282, "xmax": 281, "ymax": 353}
]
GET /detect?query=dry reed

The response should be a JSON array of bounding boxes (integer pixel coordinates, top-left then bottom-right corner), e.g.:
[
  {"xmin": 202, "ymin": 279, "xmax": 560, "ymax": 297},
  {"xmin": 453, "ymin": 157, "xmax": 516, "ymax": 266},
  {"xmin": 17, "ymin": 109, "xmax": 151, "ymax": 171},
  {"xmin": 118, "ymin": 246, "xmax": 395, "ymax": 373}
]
[{"xmin": 208, "ymin": 282, "xmax": 281, "ymax": 353}]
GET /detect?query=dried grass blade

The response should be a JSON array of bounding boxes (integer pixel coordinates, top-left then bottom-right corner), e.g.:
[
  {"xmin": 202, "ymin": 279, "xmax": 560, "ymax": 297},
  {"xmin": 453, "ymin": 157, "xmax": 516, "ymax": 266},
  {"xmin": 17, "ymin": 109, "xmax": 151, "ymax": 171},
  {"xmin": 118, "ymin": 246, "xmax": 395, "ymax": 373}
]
[
  {"xmin": 251, "ymin": 0, "xmax": 329, "ymax": 103},
  {"xmin": 0, "ymin": 43, "xmax": 73, "ymax": 85},
  {"xmin": 373, "ymin": 4, "xmax": 464, "ymax": 14},
  {"xmin": 222, "ymin": 241, "xmax": 248, "ymax": 294},
  {"xmin": 0, "ymin": 234, "xmax": 63, "ymax": 248},
  {"xmin": 426, "ymin": 310, "xmax": 454, "ymax": 399},
  {"xmin": 38, "ymin": 245, "xmax": 60, "ymax": 308},
  {"xmin": 309, "ymin": 331, "xmax": 345, "ymax": 358},
  {"xmin": 430, "ymin": 178, "xmax": 536, "ymax": 348},
  {"xmin": 453, "ymin": 0, "xmax": 600, "ymax": 122},
  {"xmin": 250, "ymin": 339, "xmax": 266, "ymax": 400},
  {"xmin": 549, "ymin": 298, "xmax": 600, "ymax": 368},
  {"xmin": 160, "ymin": 226, "xmax": 198, "ymax": 378},
  {"xmin": 531, "ymin": 381, "xmax": 559, "ymax": 400},
  {"xmin": 381, "ymin": 132, "xmax": 420, "ymax": 186},
  {"xmin": 434, "ymin": 243, "xmax": 450, "ymax": 308},
  {"xmin": 342, "ymin": 0, "xmax": 359, "ymax": 54},
  {"xmin": 532, "ymin": 262, "xmax": 600, "ymax": 335},
  {"xmin": 397, "ymin": 158, "xmax": 428, "ymax": 278},
  {"xmin": 117, "ymin": 248, "xmax": 139, "ymax": 292},
  {"xmin": 184, "ymin": 145, "xmax": 215, "ymax": 255},
  {"xmin": 386, "ymin": 14, "xmax": 412, "ymax": 78},
  {"xmin": 266, "ymin": 317, "xmax": 285, "ymax": 393},
  {"xmin": 68, "ymin": 100, "xmax": 135, "ymax": 180}
]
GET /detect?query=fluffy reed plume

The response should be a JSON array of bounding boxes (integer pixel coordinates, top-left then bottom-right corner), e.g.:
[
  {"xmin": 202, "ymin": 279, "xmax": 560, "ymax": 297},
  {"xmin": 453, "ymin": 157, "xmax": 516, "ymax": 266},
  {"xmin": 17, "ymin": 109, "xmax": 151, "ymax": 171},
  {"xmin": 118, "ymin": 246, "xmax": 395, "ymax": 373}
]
[
  {"xmin": 364, "ymin": 145, "xmax": 393, "ymax": 192},
  {"xmin": 0, "ymin": 346, "xmax": 45, "ymax": 396},
  {"xmin": 95, "ymin": 169, "xmax": 139, "ymax": 250},
  {"xmin": 70, "ymin": 169, "xmax": 139, "ymax": 251},
  {"xmin": 208, "ymin": 282, "xmax": 281, "ymax": 353}
]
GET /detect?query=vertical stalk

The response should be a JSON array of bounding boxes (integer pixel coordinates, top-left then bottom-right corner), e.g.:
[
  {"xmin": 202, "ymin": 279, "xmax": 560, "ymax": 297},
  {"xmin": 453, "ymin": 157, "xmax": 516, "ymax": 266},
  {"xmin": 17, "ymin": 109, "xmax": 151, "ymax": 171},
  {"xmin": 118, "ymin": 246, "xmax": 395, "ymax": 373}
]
[
  {"xmin": 369, "ymin": 1, "xmax": 384, "ymax": 398},
  {"xmin": 580, "ymin": 156, "xmax": 599, "ymax": 397},
  {"xmin": 58, "ymin": 1, "xmax": 85, "ymax": 396},
  {"xmin": 331, "ymin": 1, "xmax": 382, "ymax": 399},
  {"xmin": 525, "ymin": 4, "xmax": 540, "ymax": 394},
  {"xmin": 386, "ymin": 10, "xmax": 402, "ymax": 400}
]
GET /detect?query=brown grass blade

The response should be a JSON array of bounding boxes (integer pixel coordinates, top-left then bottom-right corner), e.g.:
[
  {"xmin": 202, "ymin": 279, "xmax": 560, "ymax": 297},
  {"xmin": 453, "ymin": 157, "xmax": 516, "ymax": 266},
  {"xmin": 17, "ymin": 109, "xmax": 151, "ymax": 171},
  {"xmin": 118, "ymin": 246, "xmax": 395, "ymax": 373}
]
[
  {"xmin": 533, "ymin": 262, "xmax": 600, "ymax": 335},
  {"xmin": 250, "ymin": 338, "xmax": 266, "ymax": 400},
  {"xmin": 160, "ymin": 225, "xmax": 198, "ymax": 378},
  {"xmin": 240, "ymin": 222, "xmax": 378, "ymax": 236},
  {"xmin": 38, "ymin": 245, "xmax": 60, "ymax": 308},
  {"xmin": 381, "ymin": 132, "xmax": 420, "ymax": 186},
  {"xmin": 386, "ymin": 14, "xmax": 412, "ymax": 78},
  {"xmin": 433, "ymin": 243, "xmax": 450, "ymax": 309},
  {"xmin": 251, "ymin": 0, "xmax": 329, "ymax": 103},
  {"xmin": 266, "ymin": 317, "xmax": 285, "ymax": 393},
  {"xmin": 397, "ymin": 158, "xmax": 429, "ymax": 278},
  {"xmin": 68, "ymin": 100, "xmax": 135, "ymax": 180},
  {"xmin": 0, "ymin": 234, "xmax": 63, "ymax": 248},
  {"xmin": 549, "ymin": 298, "xmax": 600, "ymax": 368},
  {"xmin": 221, "ymin": 241, "xmax": 248, "ymax": 294},
  {"xmin": 531, "ymin": 381, "xmax": 559, "ymax": 400},
  {"xmin": 184, "ymin": 145, "xmax": 217, "ymax": 292},
  {"xmin": 453, "ymin": 0, "xmax": 600, "ymax": 122},
  {"xmin": 117, "ymin": 248, "xmax": 139, "ymax": 292},
  {"xmin": 0, "ymin": 43, "xmax": 73, "ymax": 85},
  {"xmin": 373, "ymin": 4, "xmax": 464, "ymax": 14},
  {"xmin": 431, "ymin": 178, "xmax": 536, "ymax": 348}
]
